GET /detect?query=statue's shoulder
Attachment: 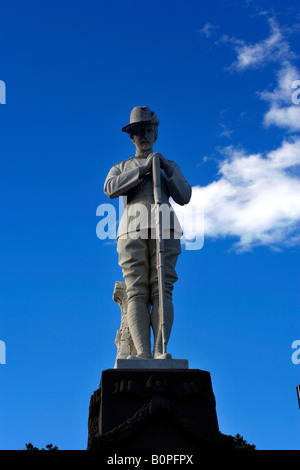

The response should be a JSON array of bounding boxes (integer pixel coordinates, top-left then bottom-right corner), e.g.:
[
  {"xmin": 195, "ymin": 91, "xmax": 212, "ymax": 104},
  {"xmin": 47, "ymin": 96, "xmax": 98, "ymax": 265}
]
[
  {"xmin": 164, "ymin": 157, "xmax": 178, "ymax": 168},
  {"xmin": 113, "ymin": 156, "xmax": 134, "ymax": 169},
  {"xmin": 107, "ymin": 157, "xmax": 136, "ymax": 176}
]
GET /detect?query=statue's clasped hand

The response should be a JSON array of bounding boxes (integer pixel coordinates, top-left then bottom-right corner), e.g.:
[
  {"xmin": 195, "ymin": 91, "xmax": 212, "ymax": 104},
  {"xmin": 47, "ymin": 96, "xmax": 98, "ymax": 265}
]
[
  {"xmin": 141, "ymin": 153, "xmax": 173, "ymax": 178},
  {"xmin": 155, "ymin": 153, "xmax": 174, "ymax": 178}
]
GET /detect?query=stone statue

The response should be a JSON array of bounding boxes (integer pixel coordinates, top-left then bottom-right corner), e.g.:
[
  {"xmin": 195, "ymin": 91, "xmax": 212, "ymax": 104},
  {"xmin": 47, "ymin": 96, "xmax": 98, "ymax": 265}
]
[{"xmin": 104, "ymin": 106, "xmax": 191, "ymax": 360}]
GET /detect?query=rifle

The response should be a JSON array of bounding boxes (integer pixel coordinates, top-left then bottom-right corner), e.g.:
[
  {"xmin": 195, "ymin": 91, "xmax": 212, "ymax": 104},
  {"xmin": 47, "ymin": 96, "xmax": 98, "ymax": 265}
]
[{"xmin": 152, "ymin": 154, "xmax": 167, "ymax": 356}]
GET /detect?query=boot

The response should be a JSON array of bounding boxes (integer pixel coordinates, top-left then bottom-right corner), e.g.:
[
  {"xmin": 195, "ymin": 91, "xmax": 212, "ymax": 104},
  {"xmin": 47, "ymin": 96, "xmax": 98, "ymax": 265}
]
[{"xmin": 126, "ymin": 300, "xmax": 152, "ymax": 358}]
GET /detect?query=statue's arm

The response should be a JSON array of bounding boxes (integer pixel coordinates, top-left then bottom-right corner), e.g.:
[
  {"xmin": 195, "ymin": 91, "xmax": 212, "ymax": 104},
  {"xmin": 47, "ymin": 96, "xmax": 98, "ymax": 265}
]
[
  {"xmin": 104, "ymin": 163, "xmax": 143, "ymax": 199},
  {"xmin": 164, "ymin": 161, "xmax": 192, "ymax": 206}
]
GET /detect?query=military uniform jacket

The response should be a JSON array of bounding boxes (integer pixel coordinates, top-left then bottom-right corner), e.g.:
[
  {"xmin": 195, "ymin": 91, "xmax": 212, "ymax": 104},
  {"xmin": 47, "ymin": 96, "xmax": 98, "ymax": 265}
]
[{"xmin": 104, "ymin": 156, "xmax": 192, "ymax": 239}]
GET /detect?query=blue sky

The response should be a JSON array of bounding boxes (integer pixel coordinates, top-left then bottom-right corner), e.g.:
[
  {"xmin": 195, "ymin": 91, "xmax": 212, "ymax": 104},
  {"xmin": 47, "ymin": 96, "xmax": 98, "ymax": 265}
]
[{"xmin": 1, "ymin": 0, "xmax": 300, "ymax": 450}]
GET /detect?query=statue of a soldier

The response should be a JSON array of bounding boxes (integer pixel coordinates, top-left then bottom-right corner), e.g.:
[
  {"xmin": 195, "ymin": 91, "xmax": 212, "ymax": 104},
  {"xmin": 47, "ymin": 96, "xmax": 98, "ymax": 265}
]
[{"xmin": 104, "ymin": 106, "xmax": 191, "ymax": 360}]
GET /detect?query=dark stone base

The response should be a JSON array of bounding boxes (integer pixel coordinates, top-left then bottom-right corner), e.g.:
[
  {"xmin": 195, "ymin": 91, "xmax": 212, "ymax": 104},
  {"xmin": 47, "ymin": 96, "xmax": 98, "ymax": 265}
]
[{"xmin": 87, "ymin": 368, "xmax": 233, "ymax": 451}]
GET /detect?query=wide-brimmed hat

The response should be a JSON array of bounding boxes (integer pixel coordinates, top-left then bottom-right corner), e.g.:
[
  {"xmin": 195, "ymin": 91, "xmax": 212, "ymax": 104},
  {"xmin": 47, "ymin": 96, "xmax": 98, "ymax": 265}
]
[{"xmin": 122, "ymin": 106, "xmax": 159, "ymax": 133}]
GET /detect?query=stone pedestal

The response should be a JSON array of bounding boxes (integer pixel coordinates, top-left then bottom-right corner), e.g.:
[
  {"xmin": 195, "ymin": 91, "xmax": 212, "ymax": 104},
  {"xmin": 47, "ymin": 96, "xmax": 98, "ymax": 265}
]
[
  {"xmin": 116, "ymin": 358, "xmax": 188, "ymax": 369},
  {"xmin": 87, "ymin": 368, "xmax": 233, "ymax": 451}
]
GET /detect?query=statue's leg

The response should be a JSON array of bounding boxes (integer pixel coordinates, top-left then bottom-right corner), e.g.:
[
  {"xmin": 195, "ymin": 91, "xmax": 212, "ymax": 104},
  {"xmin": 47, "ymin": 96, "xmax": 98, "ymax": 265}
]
[
  {"xmin": 126, "ymin": 300, "xmax": 151, "ymax": 358},
  {"xmin": 149, "ymin": 235, "xmax": 181, "ymax": 358},
  {"xmin": 117, "ymin": 236, "xmax": 152, "ymax": 358}
]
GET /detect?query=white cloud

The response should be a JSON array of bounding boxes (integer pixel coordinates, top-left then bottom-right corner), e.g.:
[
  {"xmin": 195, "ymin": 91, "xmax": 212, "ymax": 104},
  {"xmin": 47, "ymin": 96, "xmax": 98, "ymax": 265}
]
[
  {"xmin": 260, "ymin": 62, "xmax": 300, "ymax": 131},
  {"xmin": 260, "ymin": 62, "xmax": 299, "ymax": 103},
  {"xmin": 227, "ymin": 17, "xmax": 295, "ymax": 71},
  {"xmin": 191, "ymin": 15, "xmax": 300, "ymax": 251},
  {"xmin": 174, "ymin": 139, "xmax": 300, "ymax": 251},
  {"xmin": 264, "ymin": 104, "xmax": 300, "ymax": 131}
]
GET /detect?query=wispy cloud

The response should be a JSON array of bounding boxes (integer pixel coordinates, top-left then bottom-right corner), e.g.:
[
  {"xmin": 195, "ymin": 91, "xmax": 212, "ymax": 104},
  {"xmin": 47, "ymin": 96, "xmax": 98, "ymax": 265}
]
[
  {"xmin": 174, "ymin": 139, "xmax": 300, "ymax": 251},
  {"xmin": 221, "ymin": 16, "xmax": 300, "ymax": 132},
  {"xmin": 259, "ymin": 62, "xmax": 299, "ymax": 103},
  {"xmin": 218, "ymin": 123, "xmax": 234, "ymax": 139},
  {"xmin": 224, "ymin": 17, "xmax": 295, "ymax": 71},
  {"xmin": 198, "ymin": 23, "xmax": 219, "ymax": 38}
]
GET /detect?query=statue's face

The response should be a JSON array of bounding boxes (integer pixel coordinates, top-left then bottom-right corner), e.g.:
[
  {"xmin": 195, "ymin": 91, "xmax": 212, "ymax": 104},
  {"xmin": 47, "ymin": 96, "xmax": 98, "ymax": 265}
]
[{"xmin": 130, "ymin": 125, "xmax": 157, "ymax": 152}]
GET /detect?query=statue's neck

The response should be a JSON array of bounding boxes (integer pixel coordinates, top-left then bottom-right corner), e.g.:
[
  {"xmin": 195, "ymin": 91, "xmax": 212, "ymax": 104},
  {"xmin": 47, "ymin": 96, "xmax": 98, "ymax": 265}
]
[{"xmin": 135, "ymin": 148, "xmax": 153, "ymax": 158}]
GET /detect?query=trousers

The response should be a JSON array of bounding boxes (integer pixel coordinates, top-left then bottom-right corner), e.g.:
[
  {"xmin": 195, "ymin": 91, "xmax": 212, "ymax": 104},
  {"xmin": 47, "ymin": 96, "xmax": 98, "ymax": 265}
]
[{"xmin": 117, "ymin": 232, "xmax": 181, "ymax": 357}]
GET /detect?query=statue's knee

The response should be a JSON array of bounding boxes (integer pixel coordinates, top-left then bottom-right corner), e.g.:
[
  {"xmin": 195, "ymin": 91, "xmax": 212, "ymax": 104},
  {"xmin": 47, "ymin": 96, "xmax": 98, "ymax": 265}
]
[{"xmin": 127, "ymin": 291, "xmax": 150, "ymax": 306}]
